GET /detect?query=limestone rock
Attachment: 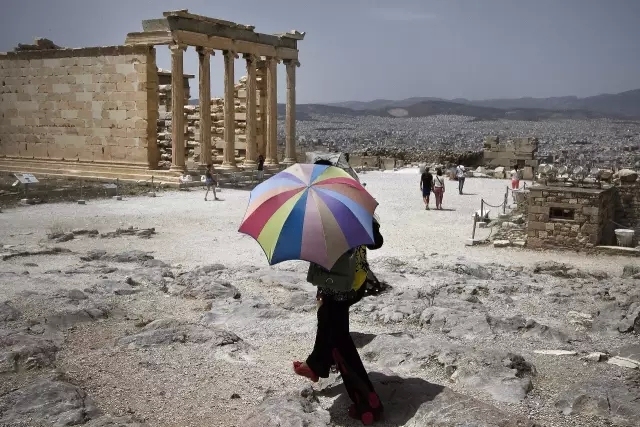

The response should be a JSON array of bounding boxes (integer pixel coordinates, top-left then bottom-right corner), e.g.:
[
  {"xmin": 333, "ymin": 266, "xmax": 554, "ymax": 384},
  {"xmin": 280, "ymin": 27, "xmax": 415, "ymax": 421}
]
[
  {"xmin": 0, "ymin": 300, "xmax": 20, "ymax": 322},
  {"xmin": 607, "ymin": 356, "xmax": 639, "ymax": 369},
  {"xmin": 172, "ymin": 265, "xmax": 240, "ymax": 300},
  {"xmin": 622, "ymin": 264, "xmax": 640, "ymax": 278},
  {"xmin": 0, "ymin": 328, "xmax": 60, "ymax": 372},
  {"xmin": 618, "ymin": 168, "xmax": 638, "ymax": 183},
  {"xmin": 533, "ymin": 349, "xmax": 577, "ymax": 356},
  {"xmin": 0, "ymin": 376, "xmax": 102, "ymax": 425},
  {"xmin": 118, "ymin": 318, "xmax": 241, "ymax": 348},
  {"xmin": 555, "ymin": 377, "xmax": 640, "ymax": 424},
  {"xmin": 80, "ymin": 250, "xmax": 154, "ymax": 263},
  {"xmin": 242, "ymin": 389, "xmax": 330, "ymax": 427}
]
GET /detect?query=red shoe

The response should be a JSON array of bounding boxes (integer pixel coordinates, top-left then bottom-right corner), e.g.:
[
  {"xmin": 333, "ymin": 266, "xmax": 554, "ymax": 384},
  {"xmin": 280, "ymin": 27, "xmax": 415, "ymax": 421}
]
[{"xmin": 293, "ymin": 361, "xmax": 319, "ymax": 382}]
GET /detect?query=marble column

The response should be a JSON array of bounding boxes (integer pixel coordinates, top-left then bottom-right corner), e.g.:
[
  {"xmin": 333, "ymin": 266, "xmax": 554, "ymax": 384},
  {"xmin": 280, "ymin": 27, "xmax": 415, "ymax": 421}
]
[
  {"xmin": 257, "ymin": 60, "xmax": 267, "ymax": 158},
  {"xmin": 197, "ymin": 47, "xmax": 214, "ymax": 167},
  {"xmin": 222, "ymin": 50, "xmax": 238, "ymax": 168},
  {"xmin": 265, "ymin": 57, "xmax": 278, "ymax": 165},
  {"xmin": 169, "ymin": 43, "xmax": 187, "ymax": 172},
  {"xmin": 283, "ymin": 59, "xmax": 300, "ymax": 164},
  {"xmin": 243, "ymin": 53, "xmax": 258, "ymax": 165}
]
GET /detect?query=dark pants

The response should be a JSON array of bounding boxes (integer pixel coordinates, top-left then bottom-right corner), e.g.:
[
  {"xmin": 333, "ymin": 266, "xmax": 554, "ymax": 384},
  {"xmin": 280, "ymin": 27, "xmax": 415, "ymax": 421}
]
[
  {"xmin": 306, "ymin": 288, "xmax": 376, "ymax": 405},
  {"xmin": 458, "ymin": 177, "xmax": 465, "ymax": 194}
]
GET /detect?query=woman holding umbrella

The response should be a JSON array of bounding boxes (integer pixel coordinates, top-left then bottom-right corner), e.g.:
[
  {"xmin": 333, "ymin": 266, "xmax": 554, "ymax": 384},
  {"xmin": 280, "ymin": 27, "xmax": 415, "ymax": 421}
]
[
  {"xmin": 238, "ymin": 160, "xmax": 384, "ymax": 425},
  {"xmin": 293, "ymin": 159, "xmax": 384, "ymax": 425}
]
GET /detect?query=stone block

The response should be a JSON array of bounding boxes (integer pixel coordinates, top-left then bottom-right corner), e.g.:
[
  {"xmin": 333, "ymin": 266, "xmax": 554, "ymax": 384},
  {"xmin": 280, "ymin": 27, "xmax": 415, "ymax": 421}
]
[
  {"xmin": 529, "ymin": 221, "xmax": 547, "ymax": 231},
  {"xmin": 583, "ymin": 206, "xmax": 599, "ymax": 216},
  {"xmin": 108, "ymin": 110, "xmax": 127, "ymax": 121},
  {"xmin": 52, "ymin": 84, "xmax": 70, "ymax": 93},
  {"xmin": 116, "ymin": 82, "xmax": 136, "ymax": 92}
]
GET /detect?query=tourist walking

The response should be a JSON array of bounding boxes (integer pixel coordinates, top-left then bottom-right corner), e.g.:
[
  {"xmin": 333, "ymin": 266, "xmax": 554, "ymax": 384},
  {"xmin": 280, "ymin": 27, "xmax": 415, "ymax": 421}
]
[
  {"xmin": 511, "ymin": 164, "xmax": 522, "ymax": 189},
  {"xmin": 204, "ymin": 163, "xmax": 219, "ymax": 201},
  {"xmin": 420, "ymin": 167, "xmax": 434, "ymax": 210},
  {"xmin": 433, "ymin": 168, "xmax": 445, "ymax": 210},
  {"xmin": 257, "ymin": 154, "xmax": 265, "ymax": 182},
  {"xmin": 293, "ymin": 159, "xmax": 384, "ymax": 425},
  {"xmin": 456, "ymin": 165, "xmax": 466, "ymax": 194}
]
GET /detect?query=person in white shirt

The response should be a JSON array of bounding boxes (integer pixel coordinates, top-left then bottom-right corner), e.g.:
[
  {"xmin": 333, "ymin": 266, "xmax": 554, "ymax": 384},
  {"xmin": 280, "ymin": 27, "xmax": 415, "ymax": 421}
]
[
  {"xmin": 433, "ymin": 168, "xmax": 446, "ymax": 210},
  {"xmin": 511, "ymin": 165, "xmax": 522, "ymax": 189},
  {"xmin": 455, "ymin": 165, "xmax": 466, "ymax": 194}
]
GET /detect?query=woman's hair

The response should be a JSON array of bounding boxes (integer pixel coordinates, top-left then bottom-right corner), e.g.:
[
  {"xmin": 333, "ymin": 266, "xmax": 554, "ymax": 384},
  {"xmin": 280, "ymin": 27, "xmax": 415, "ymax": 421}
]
[
  {"xmin": 314, "ymin": 159, "xmax": 333, "ymax": 166},
  {"xmin": 436, "ymin": 168, "xmax": 443, "ymax": 176},
  {"xmin": 207, "ymin": 163, "xmax": 213, "ymax": 168}
]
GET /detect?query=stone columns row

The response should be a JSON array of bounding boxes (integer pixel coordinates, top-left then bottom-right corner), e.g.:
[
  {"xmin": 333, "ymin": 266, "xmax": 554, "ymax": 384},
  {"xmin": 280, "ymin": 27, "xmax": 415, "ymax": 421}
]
[{"xmin": 168, "ymin": 43, "xmax": 299, "ymax": 172}]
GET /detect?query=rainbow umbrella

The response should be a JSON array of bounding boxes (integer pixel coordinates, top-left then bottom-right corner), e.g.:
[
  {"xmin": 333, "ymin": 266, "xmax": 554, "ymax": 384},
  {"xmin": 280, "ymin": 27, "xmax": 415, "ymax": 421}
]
[{"xmin": 238, "ymin": 163, "xmax": 378, "ymax": 270}]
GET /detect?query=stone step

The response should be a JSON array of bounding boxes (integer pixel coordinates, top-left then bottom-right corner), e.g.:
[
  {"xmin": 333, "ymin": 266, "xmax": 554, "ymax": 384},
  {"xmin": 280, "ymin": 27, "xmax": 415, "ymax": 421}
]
[{"xmin": 0, "ymin": 158, "xmax": 282, "ymax": 188}]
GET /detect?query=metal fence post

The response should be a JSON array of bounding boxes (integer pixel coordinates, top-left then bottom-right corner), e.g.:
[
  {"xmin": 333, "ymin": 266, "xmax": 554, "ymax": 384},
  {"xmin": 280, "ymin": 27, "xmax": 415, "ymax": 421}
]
[{"xmin": 471, "ymin": 213, "xmax": 478, "ymax": 240}]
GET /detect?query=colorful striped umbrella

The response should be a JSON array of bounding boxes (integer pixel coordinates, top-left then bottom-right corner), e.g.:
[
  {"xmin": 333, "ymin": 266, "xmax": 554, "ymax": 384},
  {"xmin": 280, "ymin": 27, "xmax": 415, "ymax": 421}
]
[{"xmin": 238, "ymin": 163, "xmax": 378, "ymax": 270}]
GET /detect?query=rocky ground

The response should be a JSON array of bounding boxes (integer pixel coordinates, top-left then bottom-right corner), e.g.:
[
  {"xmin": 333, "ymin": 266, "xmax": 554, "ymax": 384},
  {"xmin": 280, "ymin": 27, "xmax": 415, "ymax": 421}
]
[
  {"xmin": 0, "ymin": 175, "xmax": 157, "ymax": 208},
  {"xmin": 0, "ymin": 173, "xmax": 638, "ymax": 427}
]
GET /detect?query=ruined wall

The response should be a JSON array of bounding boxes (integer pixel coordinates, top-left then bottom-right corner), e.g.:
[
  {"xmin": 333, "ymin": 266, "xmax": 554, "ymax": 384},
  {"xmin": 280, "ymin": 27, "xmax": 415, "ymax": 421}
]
[
  {"xmin": 614, "ymin": 180, "xmax": 640, "ymax": 246},
  {"xmin": 0, "ymin": 45, "xmax": 157, "ymax": 165},
  {"xmin": 527, "ymin": 186, "xmax": 615, "ymax": 250},
  {"xmin": 155, "ymin": 70, "xmax": 266, "ymax": 166},
  {"xmin": 483, "ymin": 136, "xmax": 539, "ymax": 174}
]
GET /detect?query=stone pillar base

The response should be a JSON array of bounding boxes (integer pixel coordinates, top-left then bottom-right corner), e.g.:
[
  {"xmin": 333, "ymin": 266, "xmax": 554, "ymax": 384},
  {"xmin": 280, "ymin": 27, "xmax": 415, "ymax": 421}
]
[
  {"xmin": 243, "ymin": 159, "xmax": 257, "ymax": 166},
  {"xmin": 169, "ymin": 165, "xmax": 186, "ymax": 173},
  {"xmin": 282, "ymin": 158, "xmax": 296, "ymax": 165},
  {"xmin": 219, "ymin": 162, "xmax": 238, "ymax": 170}
]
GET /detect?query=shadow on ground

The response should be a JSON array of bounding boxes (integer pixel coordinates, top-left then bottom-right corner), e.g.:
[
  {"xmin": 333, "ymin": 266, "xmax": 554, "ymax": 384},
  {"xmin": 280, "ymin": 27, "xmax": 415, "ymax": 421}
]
[
  {"xmin": 321, "ymin": 372, "xmax": 444, "ymax": 426},
  {"xmin": 351, "ymin": 332, "xmax": 377, "ymax": 349}
]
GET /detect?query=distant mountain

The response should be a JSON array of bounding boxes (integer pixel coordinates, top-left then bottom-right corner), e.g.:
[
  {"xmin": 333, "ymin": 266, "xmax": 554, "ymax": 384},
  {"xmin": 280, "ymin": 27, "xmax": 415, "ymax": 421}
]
[
  {"xmin": 328, "ymin": 89, "xmax": 640, "ymax": 119},
  {"xmin": 375, "ymin": 100, "xmax": 610, "ymax": 121},
  {"xmin": 188, "ymin": 88, "xmax": 640, "ymax": 120}
]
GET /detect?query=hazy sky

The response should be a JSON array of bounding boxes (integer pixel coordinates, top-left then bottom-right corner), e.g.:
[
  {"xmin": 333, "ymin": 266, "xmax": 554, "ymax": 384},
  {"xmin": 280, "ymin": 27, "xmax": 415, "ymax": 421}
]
[{"xmin": 1, "ymin": 0, "xmax": 639, "ymax": 103}]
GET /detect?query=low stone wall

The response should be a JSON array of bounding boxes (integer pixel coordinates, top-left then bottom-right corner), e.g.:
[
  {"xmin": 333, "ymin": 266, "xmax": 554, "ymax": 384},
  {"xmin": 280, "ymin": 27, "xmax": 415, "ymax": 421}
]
[
  {"xmin": 0, "ymin": 45, "xmax": 157, "ymax": 166},
  {"xmin": 527, "ymin": 185, "xmax": 615, "ymax": 249}
]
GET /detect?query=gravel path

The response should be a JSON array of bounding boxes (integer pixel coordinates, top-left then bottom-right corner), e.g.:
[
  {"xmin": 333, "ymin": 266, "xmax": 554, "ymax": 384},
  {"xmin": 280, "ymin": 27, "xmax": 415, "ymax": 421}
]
[{"xmin": 1, "ymin": 171, "xmax": 631, "ymax": 273}]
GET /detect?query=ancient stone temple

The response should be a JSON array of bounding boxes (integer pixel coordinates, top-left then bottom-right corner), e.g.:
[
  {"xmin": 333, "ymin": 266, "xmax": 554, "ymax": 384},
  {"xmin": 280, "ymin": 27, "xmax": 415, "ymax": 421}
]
[{"xmin": 0, "ymin": 10, "xmax": 304, "ymax": 184}]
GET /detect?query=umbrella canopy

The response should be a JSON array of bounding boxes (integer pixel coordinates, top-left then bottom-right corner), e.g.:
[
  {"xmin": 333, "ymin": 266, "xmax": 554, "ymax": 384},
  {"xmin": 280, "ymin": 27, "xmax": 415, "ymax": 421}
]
[{"xmin": 238, "ymin": 163, "xmax": 378, "ymax": 270}]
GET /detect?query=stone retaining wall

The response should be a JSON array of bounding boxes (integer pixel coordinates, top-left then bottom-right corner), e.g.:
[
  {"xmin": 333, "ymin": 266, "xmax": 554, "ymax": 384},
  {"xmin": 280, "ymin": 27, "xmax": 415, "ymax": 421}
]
[
  {"xmin": 527, "ymin": 185, "xmax": 616, "ymax": 249},
  {"xmin": 0, "ymin": 45, "xmax": 157, "ymax": 166}
]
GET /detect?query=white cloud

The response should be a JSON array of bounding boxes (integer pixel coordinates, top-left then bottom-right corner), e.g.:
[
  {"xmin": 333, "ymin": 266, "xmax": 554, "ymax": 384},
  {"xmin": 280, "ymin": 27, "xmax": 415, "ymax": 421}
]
[{"xmin": 369, "ymin": 7, "xmax": 437, "ymax": 22}]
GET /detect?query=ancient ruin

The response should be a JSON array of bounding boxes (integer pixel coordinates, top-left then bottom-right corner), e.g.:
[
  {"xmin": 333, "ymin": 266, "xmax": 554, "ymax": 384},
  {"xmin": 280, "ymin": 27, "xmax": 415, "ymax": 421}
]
[
  {"xmin": 0, "ymin": 10, "xmax": 304, "ymax": 184},
  {"xmin": 483, "ymin": 136, "xmax": 539, "ymax": 179},
  {"xmin": 523, "ymin": 167, "xmax": 640, "ymax": 251}
]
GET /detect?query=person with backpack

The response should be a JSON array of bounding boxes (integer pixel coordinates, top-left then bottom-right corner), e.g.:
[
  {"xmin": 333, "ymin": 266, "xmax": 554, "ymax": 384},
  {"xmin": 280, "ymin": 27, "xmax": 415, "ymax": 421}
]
[
  {"xmin": 420, "ymin": 167, "xmax": 434, "ymax": 210},
  {"xmin": 293, "ymin": 159, "xmax": 384, "ymax": 425}
]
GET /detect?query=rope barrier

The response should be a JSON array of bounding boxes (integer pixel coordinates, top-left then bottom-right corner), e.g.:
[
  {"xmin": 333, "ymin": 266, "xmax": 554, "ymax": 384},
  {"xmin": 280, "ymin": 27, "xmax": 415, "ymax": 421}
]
[{"xmin": 481, "ymin": 200, "xmax": 506, "ymax": 209}]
